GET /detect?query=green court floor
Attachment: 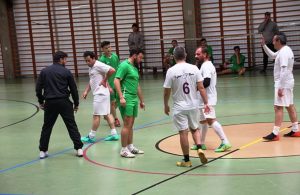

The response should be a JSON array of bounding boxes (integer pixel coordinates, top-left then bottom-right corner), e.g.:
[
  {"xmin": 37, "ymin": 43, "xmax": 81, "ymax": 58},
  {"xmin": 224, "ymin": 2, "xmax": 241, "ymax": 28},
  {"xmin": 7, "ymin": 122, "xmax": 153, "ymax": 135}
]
[{"xmin": 1, "ymin": 70, "xmax": 300, "ymax": 195}]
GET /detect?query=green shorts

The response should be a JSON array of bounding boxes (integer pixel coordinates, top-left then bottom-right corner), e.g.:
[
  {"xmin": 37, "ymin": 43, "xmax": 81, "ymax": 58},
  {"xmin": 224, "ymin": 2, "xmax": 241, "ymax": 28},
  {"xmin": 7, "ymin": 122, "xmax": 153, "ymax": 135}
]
[
  {"xmin": 118, "ymin": 98, "xmax": 138, "ymax": 118},
  {"xmin": 229, "ymin": 65, "xmax": 242, "ymax": 72}
]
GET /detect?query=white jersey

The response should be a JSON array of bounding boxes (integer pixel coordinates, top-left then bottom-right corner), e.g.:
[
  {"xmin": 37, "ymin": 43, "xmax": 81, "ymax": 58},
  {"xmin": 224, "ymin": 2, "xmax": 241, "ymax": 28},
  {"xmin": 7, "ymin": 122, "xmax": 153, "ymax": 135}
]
[
  {"xmin": 163, "ymin": 62, "xmax": 203, "ymax": 112},
  {"xmin": 89, "ymin": 60, "xmax": 111, "ymax": 95},
  {"xmin": 274, "ymin": 45, "xmax": 294, "ymax": 88},
  {"xmin": 198, "ymin": 61, "xmax": 217, "ymax": 107}
]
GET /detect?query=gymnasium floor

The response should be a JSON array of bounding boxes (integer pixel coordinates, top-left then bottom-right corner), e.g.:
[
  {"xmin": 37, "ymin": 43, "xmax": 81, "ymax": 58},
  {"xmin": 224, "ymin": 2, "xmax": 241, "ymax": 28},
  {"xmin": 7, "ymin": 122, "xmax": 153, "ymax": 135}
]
[{"xmin": 1, "ymin": 69, "xmax": 300, "ymax": 195}]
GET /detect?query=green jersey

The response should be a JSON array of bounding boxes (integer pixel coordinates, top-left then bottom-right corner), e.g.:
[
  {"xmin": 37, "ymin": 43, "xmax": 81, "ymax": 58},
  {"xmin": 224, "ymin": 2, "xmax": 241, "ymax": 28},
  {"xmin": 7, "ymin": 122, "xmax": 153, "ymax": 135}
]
[
  {"xmin": 230, "ymin": 53, "xmax": 246, "ymax": 68},
  {"xmin": 98, "ymin": 52, "xmax": 119, "ymax": 88},
  {"xmin": 168, "ymin": 47, "xmax": 176, "ymax": 66},
  {"xmin": 115, "ymin": 59, "xmax": 139, "ymax": 99}
]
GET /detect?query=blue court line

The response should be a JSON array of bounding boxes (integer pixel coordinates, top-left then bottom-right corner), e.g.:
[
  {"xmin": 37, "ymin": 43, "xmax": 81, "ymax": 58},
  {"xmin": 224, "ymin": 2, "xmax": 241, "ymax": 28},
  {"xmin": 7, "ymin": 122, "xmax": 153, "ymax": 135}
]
[{"xmin": 0, "ymin": 116, "xmax": 170, "ymax": 174}]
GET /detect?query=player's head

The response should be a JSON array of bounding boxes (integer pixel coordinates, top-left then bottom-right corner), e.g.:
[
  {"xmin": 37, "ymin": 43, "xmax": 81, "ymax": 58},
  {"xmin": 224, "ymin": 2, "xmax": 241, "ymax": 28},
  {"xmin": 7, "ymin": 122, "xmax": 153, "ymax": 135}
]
[
  {"xmin": 273, "ymin": 32, "xmax": 287, "ymax": 50},
  {"xmin": 83, "ymin": 51, "xmax": 97, "ymax": 67},
  {"xmin": 101, "ymin": 41, "xmax": 112, "ymax": 56},
  {"xmin": 129, "ymin": 49, "xmax": 144, "ymax": 65},
  {"xmin": 264, "ymin": 12, "xmax": 271, "ymax": 21},
  {"xmin": 53, "ymin": 51, "xmax": 68, "ymax": 65},
  {"xmin": 233, "ymin": 46, "xmax": 240, "ymax": 54},
  {"xmin": 132, "ymin": 23, "xmax": 139, "ymax": 32},
  {"xmin": 200, "ymin": 38, "xmax": 207, "ymax": 46},
  {"xmin": 195, "ymin": 46, "xmax": 209, "ymax": 66},
  {"xmin": 173, "ymin": 46, "xmax": 186, "ymax": 62},
  {"xmin": 171, "ymin": 40, "xmax": 178, "ymax": 48}
]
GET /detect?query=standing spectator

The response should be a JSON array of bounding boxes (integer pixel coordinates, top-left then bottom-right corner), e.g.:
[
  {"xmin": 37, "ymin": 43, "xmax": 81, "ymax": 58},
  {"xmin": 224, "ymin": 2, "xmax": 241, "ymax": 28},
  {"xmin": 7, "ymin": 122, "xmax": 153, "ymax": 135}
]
[
  {"xmin": 262, "ymin": 32, "xmax": 300, "ymax": 141},
  {"xmin": 163, "ymin": 40, "xmax": 178, "ymax": 74},
  {"xmin": 163, "ymin": 46, "xmax": 209, "ymax": 167},
  {"xmin": 114, "ymin": 49, "xmax": 145, "ymax": 158},
  {"xmin": 36, "ymin": 51, "xmax": 83, "ymax": 159},
  {"xmin": 219, "ymin": 46, "xmax": 246, "ymax": 76},
  {"xmin": 81, "ymin": 51, "xmax": 119, "ymax": 143},
  {"xmin": 200, "ymin": 38, "xmax": 214, "ymax": 63},
  {"xmin": 258, "ymin": 12, "xmax": 279, "ymax": 73},
  {"xmin": 99, "ymin": 41, "xmax": 121, "ymax": 128},
  {"xmin": 128, "ymin": 23, "xmax": 144, "ymax": 74}
]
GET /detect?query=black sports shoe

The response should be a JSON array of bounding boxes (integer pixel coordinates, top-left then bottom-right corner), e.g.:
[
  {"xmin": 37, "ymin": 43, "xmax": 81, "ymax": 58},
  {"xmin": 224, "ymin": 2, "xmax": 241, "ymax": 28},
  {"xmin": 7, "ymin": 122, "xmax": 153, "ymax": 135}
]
[
  {"xmin": 263, "ymin": 132, "xmax": 279, "ymax": 141},
  {"xmin": 283, "ymin": 131, "xmax": 300, "ymax": 137}
]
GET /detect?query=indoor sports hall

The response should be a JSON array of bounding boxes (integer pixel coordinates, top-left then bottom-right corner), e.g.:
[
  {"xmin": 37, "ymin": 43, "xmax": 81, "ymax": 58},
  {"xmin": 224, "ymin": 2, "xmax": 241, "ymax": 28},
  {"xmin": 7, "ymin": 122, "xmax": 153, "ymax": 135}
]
[{"xmin": 1, "ymin": 1, "xmax": 300, "ymax": 195}]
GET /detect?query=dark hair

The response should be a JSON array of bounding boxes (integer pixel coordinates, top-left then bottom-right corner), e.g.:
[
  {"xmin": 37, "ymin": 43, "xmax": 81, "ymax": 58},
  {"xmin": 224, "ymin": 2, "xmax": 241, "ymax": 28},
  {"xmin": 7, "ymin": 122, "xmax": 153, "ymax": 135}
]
[
  {"xmin": 129, "ymin": 49, "xmax": 144, "ymax": 57},
  {"xmin": 173, "ymin": 46, "xmax": 186, "ymax": 61},
  {"xmin": 83, "ymin": 51, "xmax": 96, "ymax": 59},
  {"xmin": 200, "ymin": 38, "xmax": 207, "ymax": 42},
  {"xmin": 233, "ymin": 46, "xmax": 240, "ymax": 50},
  {"xmin": 132, "ymin": 23, "xmax": 139, "ymax": 28},
  {"xmin": 171, "ymin": 40, "xmax": 177, "ymax": 44},
  {"xmin": 275, "ymin": 32, "xmax": 287, "ymax": 45},
  {"xmin": 101, "ymin": 41, "xmax": 110, "ymax": 48},
  {"xmin": 265, "ymin": 12, "xmax": 271, "ymax": 16},
  {"xmin": 53, "ymin": 51, "xmax": 68, "ymax": 63}
]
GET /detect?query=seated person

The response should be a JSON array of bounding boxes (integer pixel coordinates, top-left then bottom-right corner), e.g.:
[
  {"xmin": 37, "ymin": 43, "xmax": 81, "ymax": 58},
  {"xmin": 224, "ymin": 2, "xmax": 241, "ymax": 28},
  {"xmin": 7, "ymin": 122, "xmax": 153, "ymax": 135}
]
[
  {"xmin": 219, "ymin": 46, "xmax": 246, "ymax": 75},
  {"xmin": 200, "ymin": 38, "xmax": 214, "ymax": 63},
  {"xmin": 163, "ymin": 40, "xmax": 178, "ymax": 74}
]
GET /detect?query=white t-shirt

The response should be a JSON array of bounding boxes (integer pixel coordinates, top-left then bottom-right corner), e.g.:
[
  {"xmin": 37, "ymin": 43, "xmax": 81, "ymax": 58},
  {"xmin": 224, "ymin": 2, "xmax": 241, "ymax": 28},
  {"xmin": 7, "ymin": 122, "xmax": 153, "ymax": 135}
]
[
  {"xmin": 163, "ymin": 62, "xmax": 203, "ymax": 112},
  {"xmin": 198, "ymin": 61, "xmax": 217, "ymax": 106},
  {"xmin": 274, "ymin": 45, "xmax": 294, "ymax": 88},
  {"xmin": 89, "ymin": 60, "xmax": 111, "ymax": 95}
]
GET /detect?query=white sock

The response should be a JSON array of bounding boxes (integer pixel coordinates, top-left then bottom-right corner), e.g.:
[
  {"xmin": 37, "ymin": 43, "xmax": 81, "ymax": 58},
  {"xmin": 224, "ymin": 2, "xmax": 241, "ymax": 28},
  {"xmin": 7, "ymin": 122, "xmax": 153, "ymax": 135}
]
[
  {"xmin": 200, "ymin": 123, "xmax": 208, "ymax": 144},
  {"xmin": 291, "ymin": 122, "xmax": 299, "ymax": 132},
  {"xmin": 111, "ymin": 128, "xmax": 117, "ymax": 135},
  {"xmin": 272, "ymin": 126, "xmax": 280, "ymax": 135},
  {"xmin": 211, "ymin": 121, "xmax": 229, "ymax": 144},
  {"xmin": 89, "ymin": 130, "xmax": 97, "ymax": 138},
  {"xmin": 127, "ymin": 144, "xmax": 134, "ymax": 151},
  {"xmin": 121, "ymin": 147, "xmax": 128, "ymax": 152}
]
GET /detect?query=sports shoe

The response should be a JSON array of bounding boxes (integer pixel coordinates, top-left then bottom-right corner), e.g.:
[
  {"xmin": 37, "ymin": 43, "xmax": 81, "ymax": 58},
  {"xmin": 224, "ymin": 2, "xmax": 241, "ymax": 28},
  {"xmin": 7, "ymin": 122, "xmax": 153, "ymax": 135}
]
[
  {"xmin": 283, "ymin": 131, "xmax": 300, "ymax": 137},
  {"xmin": 130, "ymin": 147, "xmax": 144, "ymax": 154},
  {"xmin": 115, "ymin": 118, "xmax": 121, "ymax": 127},
  {"xmin": 104, "ymin": 134, "xmax": 120, "ymax": 141},
  {"xmin": 120, "ymin": 149, "xmax": 135, "ymax": 158},
  {"xmin": 39, "ymin": 151, "xmax": 48, "ymax": 159},
  {"xmin": 176, "ymin": 160, "xmax": 192, "ymax": 167},
  {"xmin": 263, "ymin": 132, "xmax": 279, "ymax": 141},
  {"xmin": 214, "ymin": 143, "xmax": 232, "ymax": 152},
  {"xmin": 77, "ymin": 149, "xmax": 83, "ymax": 157},
  {"xmin": 190, "ymin": 144, "xmax": 207, "ymax": 150},
  {"xmin": 81, "ymin": 135, "xmax": 96, "ymax": 143},
  {"xmin": 197, "ymin": 149, "xmax": 208, "ymax": 164}
]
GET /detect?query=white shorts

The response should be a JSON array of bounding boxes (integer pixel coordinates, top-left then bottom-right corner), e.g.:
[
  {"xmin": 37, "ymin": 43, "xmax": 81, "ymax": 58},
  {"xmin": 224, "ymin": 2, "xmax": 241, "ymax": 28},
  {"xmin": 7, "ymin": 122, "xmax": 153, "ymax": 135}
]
[
  {"xmin": 199, "ymin": 106, "xmax": 216, "ymax": 121},
  {"xmin": 172, "ymin": 109, "xmax": 200, "ymax": 131},
  {"xmin": 93, "ymin": 94, "xmax": 110, "ymax": 115},
  {"xmin": 274, "ymin": 88, "xmax": 294, "ymax": 107}
]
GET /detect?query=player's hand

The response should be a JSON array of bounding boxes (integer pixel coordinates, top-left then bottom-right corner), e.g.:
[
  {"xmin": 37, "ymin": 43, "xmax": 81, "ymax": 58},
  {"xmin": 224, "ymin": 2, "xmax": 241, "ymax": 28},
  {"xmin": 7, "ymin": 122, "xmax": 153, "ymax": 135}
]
[
  {"xmin": 278, "ymin": 88, "xmax": 284, "ymax": 97},
  {"xmin": 74, "ymin": 106, "xmax": 78, "ymax": 113},
  {"xmin": 164, "ymin": 105, "xmax": 170, "ymax": 115},
  {"xmin": 203, "ymin": 104, "xmax": 210, "ymax": 114},
  {"xmin": 100, "ymin": 80, "xmax": 108, "ymax": 87},
  {"xmin": 140, "ymin": 102, "xmax": 145, "ymax": 110},
  {"xmin": 261, "ymin": 36, "xmax": 266, "ymax": 45},
  {"xmin": 120, "ymin": 97, "xmax": 126, "ymax": 107},
  {"xmin": 82, "ymin": 91, "xmax": 88, "ymax": 99},
  {"xmin": 39, "ymin": 103, "xmax": 45, "ymax": 110}
]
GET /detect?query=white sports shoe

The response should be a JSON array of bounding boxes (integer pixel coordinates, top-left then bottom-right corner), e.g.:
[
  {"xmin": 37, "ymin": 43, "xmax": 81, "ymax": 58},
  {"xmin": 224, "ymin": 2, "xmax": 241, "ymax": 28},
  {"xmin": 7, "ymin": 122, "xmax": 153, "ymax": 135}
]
[
  {"xmin": 130, "ymin": 147, "xmax": 144, "ymax": 154},
  {"xmin": 77, "ymin": 149, "xmax": 83, "ymax": 157},
  {"xmin": 120, "ymin": 148, "xmax": 135, "ymax": 158},
  {"xmin": 39, "ymin": 151, "xmax": 48, "ymax": 159}
]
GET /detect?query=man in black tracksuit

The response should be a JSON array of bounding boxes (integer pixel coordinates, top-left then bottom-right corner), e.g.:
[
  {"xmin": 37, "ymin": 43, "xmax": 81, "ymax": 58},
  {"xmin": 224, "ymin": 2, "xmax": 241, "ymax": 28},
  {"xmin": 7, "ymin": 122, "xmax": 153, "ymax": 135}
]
[{"xmin": 36, "ymin": 51, "xmax": 83, "ymax": 159}]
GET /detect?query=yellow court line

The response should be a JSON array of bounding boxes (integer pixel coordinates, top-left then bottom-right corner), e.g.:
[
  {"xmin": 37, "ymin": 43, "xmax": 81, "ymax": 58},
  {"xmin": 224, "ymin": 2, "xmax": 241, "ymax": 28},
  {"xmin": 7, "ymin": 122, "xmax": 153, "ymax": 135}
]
[{"xmin": 238, "ymin": 126, "xmax": 290, "ymax": 150}]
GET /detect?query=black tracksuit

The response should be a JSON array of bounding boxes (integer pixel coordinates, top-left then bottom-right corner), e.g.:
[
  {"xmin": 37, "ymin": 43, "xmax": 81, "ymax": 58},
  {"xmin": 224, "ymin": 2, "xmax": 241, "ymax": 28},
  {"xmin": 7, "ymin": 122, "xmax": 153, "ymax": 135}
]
[{"xmin": 36, "ymin": 63, "xmax": 83, "ymax": 151}]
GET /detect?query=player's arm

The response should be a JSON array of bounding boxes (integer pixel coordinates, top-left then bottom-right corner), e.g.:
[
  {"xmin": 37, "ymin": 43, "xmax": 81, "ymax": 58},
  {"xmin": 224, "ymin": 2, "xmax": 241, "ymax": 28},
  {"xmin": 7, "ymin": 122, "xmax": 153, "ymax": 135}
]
[
  {"xmin": 197, "ymin": 81, "xmax": 210, "ymax": 113},
  {"xmin": 203, "ymin": 78, "xmax": 211, "ymax": 88},
  {"xmin": 137, "ymin": 84, "xmax": 145, "ymax": 110},
  {"xmin": 163, "ymin": 88, "xmax": 171, "ymax": 115},
  {"xmin": 101, "ymin": 67, "xmax": 115, "ymax": 87},
  {"xmin": 114, "ymin": 77, "xmax": 126, "ymax": 107},
  {"xmin": 82, "ymin": 83, "xmax": 91, "ymax": 99}
]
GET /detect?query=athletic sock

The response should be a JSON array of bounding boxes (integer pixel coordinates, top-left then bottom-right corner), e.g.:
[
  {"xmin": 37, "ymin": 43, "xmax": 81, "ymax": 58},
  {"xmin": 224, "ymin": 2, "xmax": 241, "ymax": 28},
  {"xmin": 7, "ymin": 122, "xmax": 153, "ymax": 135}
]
[
  {"xmin": 111, "ymin": 128, "xmax": 117, "ymax": 135},
  {"xmin": 211, "ymin": 121, "xmax": 229, "ymax": 144},
  {"xmin": 291, "ymin": 122, "xmax": 299, "ymax": 132},
  {"xmin": 184, "ymin": 155, "xmax": 190, "ymax": 162},
  {"xmin": 272, "ymin": 126, "xmax": 280, "ymax": 135},
  {"xmin": 127, "ymin": 144, "xmax": 134, "ymax": 151},
  {"xmin": 200, "ymin": 123, "xmax": 208, "ymax": 144},
  {"xmin": 89, "ymin": 130, "xmax": 97, "ymax": 138}
]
